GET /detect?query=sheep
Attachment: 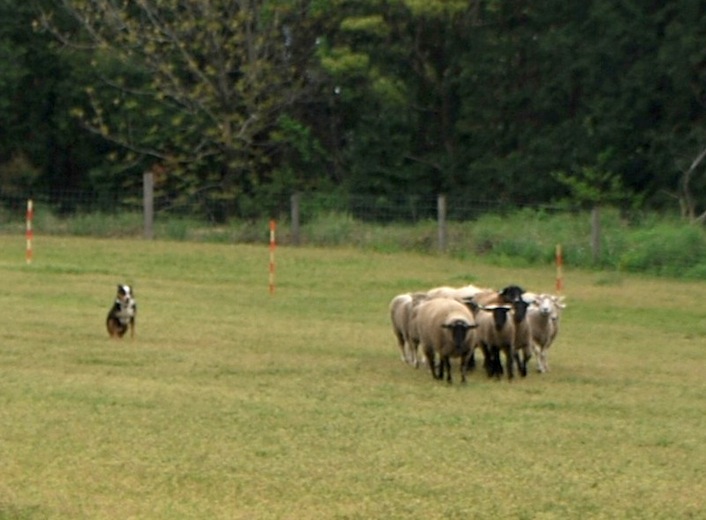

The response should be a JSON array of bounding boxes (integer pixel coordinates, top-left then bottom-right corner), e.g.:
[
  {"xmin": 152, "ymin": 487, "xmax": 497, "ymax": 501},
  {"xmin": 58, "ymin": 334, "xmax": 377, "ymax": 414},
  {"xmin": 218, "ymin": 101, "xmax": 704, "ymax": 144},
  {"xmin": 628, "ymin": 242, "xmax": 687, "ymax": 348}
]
[
  {"xmin": 465, "ymin": 284, "xmax": 527, "ymax": 307},
  {"xmin": 527, "ymin": 294, "xmax": 566, "ymax": 373},
  {"xmin": 389, "ymin": 292, "xmax": 429, "ymax": 366},
  {"xmin": 510, "ymin": 297, "xmax": 533, "ymax": 377},
  {"xmin": 411, "ymin": 297, "xmax": 478, "ymax": 383},
  {"xmin": 472, "ymin": 304, "xmax": 516, "ymax": 380}
]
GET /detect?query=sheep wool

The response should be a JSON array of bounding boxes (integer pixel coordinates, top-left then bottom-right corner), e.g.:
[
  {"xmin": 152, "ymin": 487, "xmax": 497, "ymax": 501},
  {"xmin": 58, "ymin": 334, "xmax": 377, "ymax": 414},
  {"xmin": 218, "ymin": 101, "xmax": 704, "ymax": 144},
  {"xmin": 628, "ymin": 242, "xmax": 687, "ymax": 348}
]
[
  {"xmin": 412, "ymin": 297, "xmax": 478, "ymax": 383},
  {"xmin": 527, "ymin": 294, "xmax": 566, "ymax": 373}
]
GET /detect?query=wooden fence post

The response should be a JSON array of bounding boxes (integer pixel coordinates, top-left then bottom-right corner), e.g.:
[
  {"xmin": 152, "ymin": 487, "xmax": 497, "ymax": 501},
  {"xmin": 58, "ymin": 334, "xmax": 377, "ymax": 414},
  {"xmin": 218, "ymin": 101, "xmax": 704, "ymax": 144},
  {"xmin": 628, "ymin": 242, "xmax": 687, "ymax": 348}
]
[
  {"xmin": 291, "ymin": 192, "xmax": 301, "ymax": 246},
  {"xmin": 143, "ymin": 171, "xmax": 154, "ymax": 240},
  {"xmin": 437, "ymin": 194, "xmax": 447, "ymax": 252}
]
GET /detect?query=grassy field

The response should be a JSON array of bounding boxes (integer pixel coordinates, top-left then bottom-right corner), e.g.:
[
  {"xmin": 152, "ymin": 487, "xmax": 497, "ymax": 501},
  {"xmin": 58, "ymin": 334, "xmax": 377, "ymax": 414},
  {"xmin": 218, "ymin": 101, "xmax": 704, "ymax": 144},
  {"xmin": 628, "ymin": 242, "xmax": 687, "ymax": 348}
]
[{"xmin": 0, "ymin": 235, "xmax": 704, "ymax": 519}]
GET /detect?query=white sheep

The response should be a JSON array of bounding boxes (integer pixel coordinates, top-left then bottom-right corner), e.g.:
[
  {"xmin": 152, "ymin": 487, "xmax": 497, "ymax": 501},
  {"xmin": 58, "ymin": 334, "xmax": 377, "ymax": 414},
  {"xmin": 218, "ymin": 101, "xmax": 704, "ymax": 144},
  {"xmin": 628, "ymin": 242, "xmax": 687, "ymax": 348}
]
[
  {"xmin": 426, "ymin": 284, "xmax": 484, "ymax": 300},
  {"xmin": 389, "ymin": 292, "xmax": 428, "ymax": 366},
  {"xmin": 411, "ymin": 297, "xmax": 478, "ymax": 383},
  {"xmin": 527, "ymin": 294, "xmax": 566, "ymax": 373}
]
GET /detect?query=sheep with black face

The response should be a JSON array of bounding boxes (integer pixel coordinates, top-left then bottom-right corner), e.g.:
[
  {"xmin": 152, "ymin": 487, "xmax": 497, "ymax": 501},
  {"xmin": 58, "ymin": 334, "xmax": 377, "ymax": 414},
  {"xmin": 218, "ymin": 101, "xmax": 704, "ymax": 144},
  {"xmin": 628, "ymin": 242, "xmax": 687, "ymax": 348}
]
[
  {"xmin": 510, "ymin": 297, "xmax": 533, "ymax": 377},
  {"xmin": 411, "ymin": 297, "xmax": 478, "ymax": 383},
  {"xmin": 472, "ymin": 304, "xmax": 516, "ymax": 380}
]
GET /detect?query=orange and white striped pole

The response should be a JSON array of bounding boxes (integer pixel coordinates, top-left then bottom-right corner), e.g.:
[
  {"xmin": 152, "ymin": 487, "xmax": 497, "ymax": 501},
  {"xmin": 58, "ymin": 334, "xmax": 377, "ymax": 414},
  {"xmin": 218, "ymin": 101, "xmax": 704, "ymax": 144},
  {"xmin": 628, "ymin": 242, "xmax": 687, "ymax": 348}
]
[
  {"xmin": 269, "ymin": 219, "xmax": 276, "ymax": 294},
  {"xmin": 26, "ymin": 199, "xmax": 33, "ymax": 264},
  {"xmin": 555, "ymin": 243, "xmax": 563, "ymax": 293}
]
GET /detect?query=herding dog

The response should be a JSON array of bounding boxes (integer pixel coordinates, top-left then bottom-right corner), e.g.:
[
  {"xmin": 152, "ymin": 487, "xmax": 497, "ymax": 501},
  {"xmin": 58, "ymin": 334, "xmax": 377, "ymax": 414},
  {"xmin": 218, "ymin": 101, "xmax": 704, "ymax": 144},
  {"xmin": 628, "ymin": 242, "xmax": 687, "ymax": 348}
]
[{"xmin": 106, "ymin": 284, "xmax": 137, "ymax": 338}]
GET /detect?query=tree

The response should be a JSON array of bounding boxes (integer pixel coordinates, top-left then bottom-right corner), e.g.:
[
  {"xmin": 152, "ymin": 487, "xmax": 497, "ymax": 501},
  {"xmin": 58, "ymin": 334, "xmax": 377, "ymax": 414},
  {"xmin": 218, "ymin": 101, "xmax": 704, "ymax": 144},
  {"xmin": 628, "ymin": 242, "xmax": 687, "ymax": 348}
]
[
  {"xmin": 38, "ymin": 0, "xmax": 322, "ymax": 218},
  {"xmin": 1, "ymin": 0, "xmax": 107, "ymax": 209},
  {"xmin": 312, "ymin": 0, "xmax": 476, "ymax": 199},
  {"xmin": 677, "ymin": 145, "xmax": 706, "ymax": 224}
]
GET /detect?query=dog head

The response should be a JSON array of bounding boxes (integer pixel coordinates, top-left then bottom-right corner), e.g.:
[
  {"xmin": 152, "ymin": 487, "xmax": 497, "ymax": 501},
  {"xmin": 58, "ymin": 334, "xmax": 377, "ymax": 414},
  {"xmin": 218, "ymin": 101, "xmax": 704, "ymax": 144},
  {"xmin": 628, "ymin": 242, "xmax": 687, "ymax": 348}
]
[{"xmin": 116, "ymin": 284, "xmax": 137, "ymax": 319}]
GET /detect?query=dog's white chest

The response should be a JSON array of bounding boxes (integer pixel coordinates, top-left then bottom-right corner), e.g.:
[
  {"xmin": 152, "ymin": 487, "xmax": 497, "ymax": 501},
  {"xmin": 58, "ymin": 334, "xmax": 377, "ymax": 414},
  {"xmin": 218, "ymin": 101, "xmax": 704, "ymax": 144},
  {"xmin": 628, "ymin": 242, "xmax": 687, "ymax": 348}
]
[{"xmin": 115, "ymin": 299, "xmax": 136, "ymax": 325}]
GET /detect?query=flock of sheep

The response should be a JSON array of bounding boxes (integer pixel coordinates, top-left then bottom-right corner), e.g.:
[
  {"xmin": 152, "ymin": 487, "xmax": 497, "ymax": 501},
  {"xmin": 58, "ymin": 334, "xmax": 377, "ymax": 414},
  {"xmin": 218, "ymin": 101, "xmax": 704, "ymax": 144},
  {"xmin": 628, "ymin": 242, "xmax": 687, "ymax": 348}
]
[{"xmin": 389, "ymin": 283, "xmax": 566, "ymax": 383}]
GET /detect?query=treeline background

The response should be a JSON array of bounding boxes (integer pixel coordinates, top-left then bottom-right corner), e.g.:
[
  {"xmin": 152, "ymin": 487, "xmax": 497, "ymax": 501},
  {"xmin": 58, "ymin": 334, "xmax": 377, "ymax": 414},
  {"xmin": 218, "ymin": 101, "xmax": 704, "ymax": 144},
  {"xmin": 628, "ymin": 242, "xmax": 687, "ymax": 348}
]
[{"xmin": 1, "ymin": 1, "xmax": 706, "ymax": 222}]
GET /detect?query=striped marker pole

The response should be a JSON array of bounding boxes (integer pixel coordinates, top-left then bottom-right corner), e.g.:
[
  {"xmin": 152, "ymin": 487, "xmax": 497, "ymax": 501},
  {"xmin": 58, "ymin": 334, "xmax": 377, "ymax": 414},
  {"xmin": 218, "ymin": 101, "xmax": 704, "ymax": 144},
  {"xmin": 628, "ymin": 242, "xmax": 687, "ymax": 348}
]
[
  {"xmin": 269, "ymin": 219, "xmax": 276, "ymax": 294},
  {"xmin": 555, "ymin": 244, "xmax": 563, "ymax": 293},
  {"xmin": 26, "ymin": 199, "xmax": 33, "ymax": 264}
]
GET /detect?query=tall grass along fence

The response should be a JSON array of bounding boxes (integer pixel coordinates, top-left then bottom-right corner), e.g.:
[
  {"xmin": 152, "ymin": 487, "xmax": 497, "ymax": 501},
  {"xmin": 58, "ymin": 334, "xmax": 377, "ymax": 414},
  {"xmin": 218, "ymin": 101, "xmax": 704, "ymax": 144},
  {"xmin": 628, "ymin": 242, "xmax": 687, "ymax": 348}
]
[{"xmin": 2, "ymin": 185, "xmax": 706, "ymax": 279}]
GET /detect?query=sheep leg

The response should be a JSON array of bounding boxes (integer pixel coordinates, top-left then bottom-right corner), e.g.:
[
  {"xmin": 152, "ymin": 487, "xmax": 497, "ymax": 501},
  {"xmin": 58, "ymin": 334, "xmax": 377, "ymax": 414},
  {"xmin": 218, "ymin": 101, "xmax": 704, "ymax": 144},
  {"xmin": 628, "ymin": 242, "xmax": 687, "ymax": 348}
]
[
  {"xmin": 428, "ymin": 362, "xmax": 437, "ymax": 379},
  {"xmin": 540, "ymin": 350, "xmax": 549, "ymax": 373},
  {"xmin": 481, "ymin": 344, "xmax": 495, "ymax": 377},
  {"xmin": 409, "ymin": 338, "xmax": 421, "ymax": 368},
  {"xmin": 461, "ymin": 353, "xmax": 471, "ymax": 383},
  {"xmin": 514, "ymin": 350, "xmax": 527, "ymax": 377},
  {"xmin": 504, "ymin": 347, "xmax": 515, "ymax": 380},
  {"xmin": 536, "ymin": 348, "xmax": 548, "ymax": 373},
  {"xmin": 465, "ymin": 350, "xmax": 476, "ymax": 372},
  {"xmin": 394, "ymin": 331, "xmax": 407, "ymax": 363},
  {"xmin": 491, "ymin": 346, "xmax": 504, "ymax": 378},
  {"xmin": 437, "ymin": 356, "xmax": 449, "ymax": 382},
  {"xmin": 518, "ymin": 347, "xmax": 531, "ymax": 377},
  {"xmin": 441, "ymin": 356, "xmax": 452, "ymax": 383}
]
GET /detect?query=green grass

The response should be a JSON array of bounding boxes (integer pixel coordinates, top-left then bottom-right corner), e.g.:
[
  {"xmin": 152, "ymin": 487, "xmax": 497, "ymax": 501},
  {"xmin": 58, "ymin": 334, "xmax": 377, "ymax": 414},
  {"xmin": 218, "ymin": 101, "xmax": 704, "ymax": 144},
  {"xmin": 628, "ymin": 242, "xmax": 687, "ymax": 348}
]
[{"xmin": 0, "ymin": 235, "xmax": 704, "ymax": 519}]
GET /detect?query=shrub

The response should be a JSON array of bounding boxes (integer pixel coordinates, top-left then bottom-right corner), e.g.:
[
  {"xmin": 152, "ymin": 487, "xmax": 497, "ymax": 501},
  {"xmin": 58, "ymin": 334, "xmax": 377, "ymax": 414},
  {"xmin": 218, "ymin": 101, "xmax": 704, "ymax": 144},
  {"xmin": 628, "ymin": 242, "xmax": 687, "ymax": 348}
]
[{"xmin": 620, "ymin": 224, "xmax": 706, "ymax": 277}]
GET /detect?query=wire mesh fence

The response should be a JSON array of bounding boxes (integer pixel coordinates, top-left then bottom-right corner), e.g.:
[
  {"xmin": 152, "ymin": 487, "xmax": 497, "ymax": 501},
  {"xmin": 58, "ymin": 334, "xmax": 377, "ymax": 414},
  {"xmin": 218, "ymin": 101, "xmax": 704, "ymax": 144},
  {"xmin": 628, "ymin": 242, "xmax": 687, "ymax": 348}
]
[
  {"xmin": 1, "ymin": 186, "xmax": 561, "ymax": 226},
  {"xmin": 3, "ymin": 185, "xmax": 706, "ymax": 279}
]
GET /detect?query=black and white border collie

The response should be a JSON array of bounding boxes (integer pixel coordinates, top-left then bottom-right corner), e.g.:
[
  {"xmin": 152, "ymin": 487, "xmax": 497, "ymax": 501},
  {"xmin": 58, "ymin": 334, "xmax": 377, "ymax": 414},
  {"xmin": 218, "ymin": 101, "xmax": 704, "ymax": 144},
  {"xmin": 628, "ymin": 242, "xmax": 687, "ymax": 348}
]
[{"xmin": 106, "ymin": 284, "xmax": 137, "ymax": 338}]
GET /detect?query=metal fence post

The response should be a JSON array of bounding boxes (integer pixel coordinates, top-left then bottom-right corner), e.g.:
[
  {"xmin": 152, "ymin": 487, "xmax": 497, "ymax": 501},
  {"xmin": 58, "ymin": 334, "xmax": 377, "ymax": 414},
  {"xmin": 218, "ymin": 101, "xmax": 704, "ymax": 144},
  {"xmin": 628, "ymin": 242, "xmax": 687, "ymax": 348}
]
[
  {"xmin": 437, "ymin": 194, "xmax": 447, "ymax": 252},
  {"xmin": 143, "ymin": 171, "xmax": 154, "ymax": 240}
]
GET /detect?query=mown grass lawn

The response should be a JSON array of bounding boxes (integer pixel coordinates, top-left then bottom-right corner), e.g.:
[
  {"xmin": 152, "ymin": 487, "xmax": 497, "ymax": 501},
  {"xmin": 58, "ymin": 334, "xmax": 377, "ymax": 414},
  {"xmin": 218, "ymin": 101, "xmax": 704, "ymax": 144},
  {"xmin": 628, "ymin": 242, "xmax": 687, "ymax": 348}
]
[{"xmin": 0, "ymin": 235, "xmax": 704, "ymax": 519}]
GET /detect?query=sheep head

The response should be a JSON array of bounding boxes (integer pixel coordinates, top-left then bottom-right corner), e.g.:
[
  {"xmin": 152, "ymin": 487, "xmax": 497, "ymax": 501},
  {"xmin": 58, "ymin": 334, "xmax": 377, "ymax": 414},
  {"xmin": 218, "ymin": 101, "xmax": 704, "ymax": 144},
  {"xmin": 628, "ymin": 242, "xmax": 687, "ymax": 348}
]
[
  {"xmin": 499, "ymin": 284, "xmax": 525, "ymax": 303},
  {"xmin": 535, "ymin": 294, "xmax": 566, "ymax": 317},
  {"xmin": 442, "ymin": 319, "xmax": 477, "ymax": 354},
  {"xmin": 511, "ymin": 299, "xmax": 530, "ymax": 322},
  {"xmin": 482, "ymin": 305, "xmax": 512, "ymax": 331}
]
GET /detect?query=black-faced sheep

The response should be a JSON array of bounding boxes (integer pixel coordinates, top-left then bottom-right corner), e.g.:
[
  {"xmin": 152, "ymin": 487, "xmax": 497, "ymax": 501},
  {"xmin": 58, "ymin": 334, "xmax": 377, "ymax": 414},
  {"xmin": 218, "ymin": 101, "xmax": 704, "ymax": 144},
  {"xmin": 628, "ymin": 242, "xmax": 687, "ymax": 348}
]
[
  {"xmin": 389, "ymin": 292, "xmax": 428, "ymax": 366},
  {"xmin": 412, "ymin": 297, "xmax": 478, "ymax": 383},
  {"xmin": 465, "ymin": 284, "xmax": 526, "ymax": 307},
  {"xmin": 527, "ymin": 294, "xmax": 566, "ymax": 373},
  {"xmin": 510, "ymin": 298, "xmax": 533, "ymax": 377},
  {"xmin": 472, "ymin": 305, "xmax": 516, "ymax": 380}
]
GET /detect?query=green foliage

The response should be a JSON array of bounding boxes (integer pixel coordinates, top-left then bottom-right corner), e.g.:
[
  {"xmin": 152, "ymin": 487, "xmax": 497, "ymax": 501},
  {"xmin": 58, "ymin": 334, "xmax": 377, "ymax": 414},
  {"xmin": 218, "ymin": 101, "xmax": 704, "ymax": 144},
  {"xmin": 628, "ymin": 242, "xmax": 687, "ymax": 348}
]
[
  {"xmin": 553, "ymin": 165, "xmax": 632, "ymax": 208},
  {"xmin": 2, "ymin": 0, "xmax": 706, "ymax": 219},
  {"xmin": 0, "ymin": 152, "xmax": 40, "ymax": 197},
  {"xmin": 620, "ymin": 223, "xmax": 706, "ymax": 278},
  {"xmin": 305, "ymin": 211, "xmax": 357, "ymax": 245}
]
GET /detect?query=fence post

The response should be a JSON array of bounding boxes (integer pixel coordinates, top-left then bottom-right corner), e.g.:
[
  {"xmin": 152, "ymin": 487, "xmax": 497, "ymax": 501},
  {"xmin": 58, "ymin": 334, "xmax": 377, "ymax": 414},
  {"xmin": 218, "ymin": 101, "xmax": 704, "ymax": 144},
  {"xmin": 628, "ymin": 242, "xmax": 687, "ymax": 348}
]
[
  {"xmin": 290, "ymin": 192, "xmax": 301, "ymax": 246},
  {"xmin": 437, "ymin": 194, "xmax": 447, "ymax": 252},
  {"xmin": 143, "ymin": 171, "xmax": 154, "ymax": 240},
  {"xmin": 591, "ymin": 205, "xmax": 601, "ymax": 263}
]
